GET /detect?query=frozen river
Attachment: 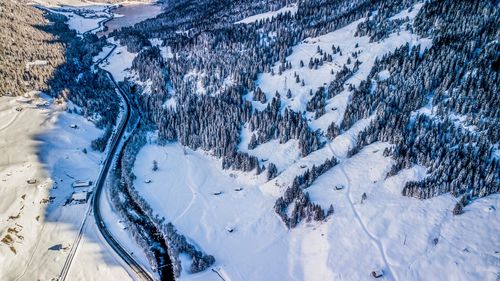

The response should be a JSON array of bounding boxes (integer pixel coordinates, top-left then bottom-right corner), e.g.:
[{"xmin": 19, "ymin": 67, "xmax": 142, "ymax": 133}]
[{"xmin": 102, "ymin": 3, "xmax": 163, "ymax": 35}]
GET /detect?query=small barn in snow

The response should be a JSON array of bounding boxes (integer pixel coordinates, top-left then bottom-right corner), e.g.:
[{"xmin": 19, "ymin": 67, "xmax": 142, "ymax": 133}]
[
  {"xmin": 73, "ymin": 180, "xmax": 92, "ymax": 188},
  {"xmin": 71, "ymin": 191, "xmax": 89, "ymax": 204}
]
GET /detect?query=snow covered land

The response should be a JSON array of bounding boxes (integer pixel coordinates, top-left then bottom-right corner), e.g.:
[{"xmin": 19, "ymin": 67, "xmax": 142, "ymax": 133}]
[
  {"xmin": 3, "ymin": 0, "xmax": 498, "ymax": 280},
  {"xmin": 0, "ymin": 93, "xmax": 132, "ymax": 280},
  {"xmin": 42, "ymin": 5, "xmax": 111, "ymax": 35},
  {"xmin": 133, "ymin": 140, "xmax": 499, "ymax": 281},
  {"xmin": 125, "ymin": 2, "xmax": 499, "ymax": 281},
  {"xmin": 100, "ymin": 39, "xmax": 138, "ymax": 81}
]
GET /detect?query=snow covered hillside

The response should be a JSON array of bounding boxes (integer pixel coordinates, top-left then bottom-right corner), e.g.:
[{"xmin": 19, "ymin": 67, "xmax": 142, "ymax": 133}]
[
  {"xmin": 124, "ymin": 2, "xmax": 499, "ymax": 280},
  {"xmin": 235, "ymin": 3, "xmax": 297, "ymax": 24},
  {"xmin": 0, "ymin": 94, "xmax": 132, "ymax": 280},
  {"xmin": 133, "ymin": 139, "xmax": 499, "ymax": 281},
  {"xmin": 3, "ymin": 0, "xmax": 497, "ymax": 280}
]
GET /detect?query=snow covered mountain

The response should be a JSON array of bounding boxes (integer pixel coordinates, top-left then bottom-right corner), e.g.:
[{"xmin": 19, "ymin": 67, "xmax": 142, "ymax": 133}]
[
  {"xmin": 111, "ymin": 0, "xmax": 499, "ymax": 280},
  {"xmin": 0, "ymin": 0, "xmax": 498, "ymax": 280}
]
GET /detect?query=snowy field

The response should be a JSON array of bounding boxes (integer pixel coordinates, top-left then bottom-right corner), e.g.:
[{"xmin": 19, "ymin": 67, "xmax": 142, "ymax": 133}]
[
  {"xmin": 100, "ymin": 38, "xmax": 138, "ymax": 82},
  {"xmin": 0, "ymin": 94, "xmax": 131, "ymax": 280},
  {"xmin": 131, "ymin": 2, "xmax": 499, "ymax": 281},
  {"xmin": 133, "ymin": 140, "xmax": 499, "ymax": 281}
]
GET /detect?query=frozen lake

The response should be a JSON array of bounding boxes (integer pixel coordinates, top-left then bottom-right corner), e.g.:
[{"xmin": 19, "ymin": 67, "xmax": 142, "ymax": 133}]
[{"xmin": 102, "ymin": 3, "xmax": 163, "ymax": 35}]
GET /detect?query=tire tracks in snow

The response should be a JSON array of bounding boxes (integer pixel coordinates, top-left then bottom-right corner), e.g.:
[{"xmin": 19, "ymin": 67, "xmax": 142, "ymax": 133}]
[{"xmin": 13, "ymin": 218, "xmax": 47, "ymax": 281}]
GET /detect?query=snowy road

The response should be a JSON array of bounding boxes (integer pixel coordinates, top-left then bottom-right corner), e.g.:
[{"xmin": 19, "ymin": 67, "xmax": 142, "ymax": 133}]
[
  {"xmin": 92, "ymin": 61, "xmax": 154, "ymax": 281},
  {"xmin": 56, "ymin": 39, "xmax": 153, "ymax": 280},
  {"xmin": 90, "ymin": 46, "xmax": 156, "ymax": 280}
]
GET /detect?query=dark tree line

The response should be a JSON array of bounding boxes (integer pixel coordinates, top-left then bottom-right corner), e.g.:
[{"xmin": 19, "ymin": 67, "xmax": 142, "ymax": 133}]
[
  {"xmin": 160, "ymin": 222, "xmax": 215, "ymax": 276},
  {"xmin": 355, "ymin": 0, "xmax": 416, "ymax": 42},
  {"xmin": 114, "ymin": 29, "xmax": 152, "ymax": 53},
  {"xmin": 340, "ymin": 0, "xmax": 499, "ymax": 212},
  {"xmin": 0, "ymin": 0, "xmax": 64, "ymax": 97},
  {"xmin": 110, "ymin": 131, "xmax": 171, "ymax": 278},
  {"xmin": 274, "ymin": 157, "xmax": 337, "ymax": 228},
  {"xmin": 248, "ymin": 94, "xmax": 323, "ymax": 157}
]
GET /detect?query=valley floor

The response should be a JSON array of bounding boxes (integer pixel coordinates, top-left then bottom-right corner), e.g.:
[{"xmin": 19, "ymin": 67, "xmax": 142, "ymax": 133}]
[
  {"xmin": 133, "ymin": 140, "xmax": 499, "ymax": 281},
  {"xmin": 0, "ymin": 94, "xmax": 132, "ymax": 281}
]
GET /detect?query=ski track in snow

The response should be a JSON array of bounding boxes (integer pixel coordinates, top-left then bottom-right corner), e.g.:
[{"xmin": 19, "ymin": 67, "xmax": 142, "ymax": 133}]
[
  {"xmin": 0, "ymin": 107, "xmax": 22, "ymax": 132},
  {"xmin": 173, "ymin": 153, "xmax": 197, "ymax": 224},
  {"xmin": 328, "ymin": 142, "xmax": 398, "ymax": 281},
  {"xmin": 13, "ymin": 221, "xmax": 47, "ymax": 281},
  {"xmin": 343, "ymin": 164, "xmax": 398, "ymax": 281}
]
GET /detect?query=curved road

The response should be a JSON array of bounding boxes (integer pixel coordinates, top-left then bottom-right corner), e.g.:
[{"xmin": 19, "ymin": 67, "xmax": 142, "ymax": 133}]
[
  {"xmin": 92, "ymin": 65, "xmax": 154, "ymax": 281},
  {"xmin": 58, "ymin": 45, "xmax": 154, "ymax": 281}
]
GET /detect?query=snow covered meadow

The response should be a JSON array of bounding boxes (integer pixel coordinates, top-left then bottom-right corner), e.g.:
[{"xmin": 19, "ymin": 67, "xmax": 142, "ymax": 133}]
[
  {"xmin": 0, "ymin": 92, "xmax": 134, "ymax": 280},
  {"xmin": 133, "ymin": 139, "xmax": 499, "ymax": 281}
]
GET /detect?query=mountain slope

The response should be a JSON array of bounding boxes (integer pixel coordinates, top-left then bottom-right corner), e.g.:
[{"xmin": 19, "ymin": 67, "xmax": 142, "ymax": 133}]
[
  {"xmin": 95, "ymin": 0, "xmax": 499, "ymax": 279},
  {"xmin": 0, "ymin": 0, "xmax": 65, "ymax": 96}
]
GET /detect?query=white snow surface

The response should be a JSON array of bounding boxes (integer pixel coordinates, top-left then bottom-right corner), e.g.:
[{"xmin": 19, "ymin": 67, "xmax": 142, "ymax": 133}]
[
  {"xmin": 47, "ymin": 8, "xmax": 106, "ymax": 34},
  {"xmin": 93, "ymin": 45, "xmax": 115, "ymax": 63},
  {"xmin": 131, "ymin": 3, "xmax": 498, "ymax": 281},
  {"xmin": 100, "ymin": 39, "xmax": 138, "ymax": 82},
  {"xmin": 133, "ymin": 140, "xmax": 499, "ymax": 281},
  {"xmin": 0, "ymin": 95, "xmax": 131, "ymax": 281}
]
